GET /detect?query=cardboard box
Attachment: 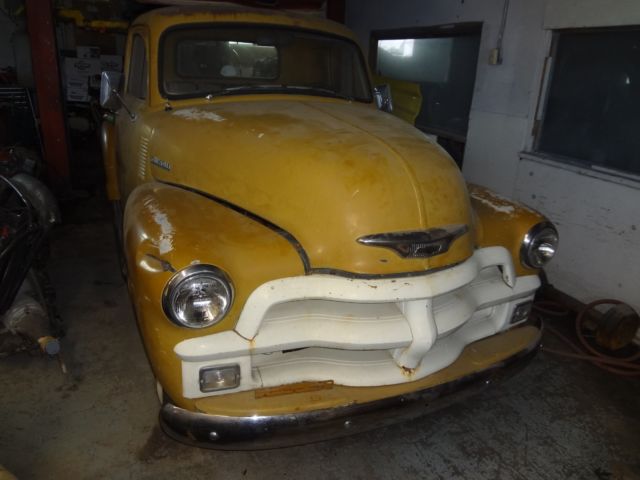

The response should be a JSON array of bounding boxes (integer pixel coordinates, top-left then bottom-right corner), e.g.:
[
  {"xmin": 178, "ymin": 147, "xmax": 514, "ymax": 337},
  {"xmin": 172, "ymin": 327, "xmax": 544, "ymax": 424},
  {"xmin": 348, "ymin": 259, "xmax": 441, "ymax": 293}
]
[
  {"xmin": 66, "ymin": 75, "xmax": 88, "ymax": 89},
  {"xmin": 65, "ymin": 74, "xmax": 89, "ymax": 102},
  {"xmin": 67, "ymin": 86, "xmax": 90, "ymax": 103},
  {"xmin": 100, "ymin": 55, "xmax": 123, "ymax": 72},
  {"xmin": 65, "ymin": 57, "xmax": 101, "ymax": 77}
]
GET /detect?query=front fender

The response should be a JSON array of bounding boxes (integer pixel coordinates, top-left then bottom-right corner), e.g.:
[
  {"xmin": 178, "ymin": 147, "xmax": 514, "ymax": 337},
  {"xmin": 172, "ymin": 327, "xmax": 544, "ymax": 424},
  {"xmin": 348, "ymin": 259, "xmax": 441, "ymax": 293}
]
[
  {"xmin": 123, "ymin": 182, "xmax": 305, "ymax": 408},
  {"xmin": 467, "ymin": 184, "xmax": 547, "ymax": 277}
]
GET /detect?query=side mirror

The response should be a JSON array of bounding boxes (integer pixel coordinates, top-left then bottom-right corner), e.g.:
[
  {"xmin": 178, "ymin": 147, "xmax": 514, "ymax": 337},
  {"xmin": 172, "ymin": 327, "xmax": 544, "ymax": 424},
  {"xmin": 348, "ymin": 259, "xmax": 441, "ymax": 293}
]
[
  {"xmin": 99, "ymin": 71, "xmax": 122, "ymax": 111},
  {"xmin": 100, "ymin": 71, "xmax": 136, "ymax": 120},
  {"xmin": 374, "ymin": 84, "xmax": 393, "ymax": 113}
]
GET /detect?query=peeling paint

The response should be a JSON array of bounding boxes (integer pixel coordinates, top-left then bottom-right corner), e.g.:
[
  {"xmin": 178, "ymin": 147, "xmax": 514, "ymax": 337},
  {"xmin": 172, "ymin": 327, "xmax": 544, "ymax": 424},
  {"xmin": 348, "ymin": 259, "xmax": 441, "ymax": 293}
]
[
  {"xmin": 472, "ymin": 188, "xmax": 542, "ymax": 217},
  {"xmin": 144, "ymin": 200, "xmax": 175, "ymax": 255},
  {"xmin": 173, "ymin": 107, "xmax": 226, "ymax": 123},
  {"xmin": 470, "ymin": 192, "xmax": 516, "ymax": 215}
]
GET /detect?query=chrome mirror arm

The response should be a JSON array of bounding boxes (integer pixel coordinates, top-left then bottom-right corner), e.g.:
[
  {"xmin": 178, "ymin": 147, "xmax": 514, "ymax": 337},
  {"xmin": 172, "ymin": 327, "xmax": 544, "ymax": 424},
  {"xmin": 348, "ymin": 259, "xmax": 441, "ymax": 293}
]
[{"xmin": 112, "ymin": 90, "xmax": 137, "ymax": 120}]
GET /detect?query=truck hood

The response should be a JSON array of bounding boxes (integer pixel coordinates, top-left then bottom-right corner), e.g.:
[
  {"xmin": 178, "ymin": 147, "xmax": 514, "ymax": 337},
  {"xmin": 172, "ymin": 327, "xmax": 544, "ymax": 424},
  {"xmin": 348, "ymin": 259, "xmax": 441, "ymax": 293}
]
[{"xmin": 146, "ymin": 98, "xmax": 474, "ymax": 274}]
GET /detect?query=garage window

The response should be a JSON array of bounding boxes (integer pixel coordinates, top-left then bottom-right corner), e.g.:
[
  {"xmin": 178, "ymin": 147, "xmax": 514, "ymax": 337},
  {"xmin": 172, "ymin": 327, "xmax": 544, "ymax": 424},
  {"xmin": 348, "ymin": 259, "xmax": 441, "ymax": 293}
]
[
  {"xmin": 371, "ymin": 23, "xmax": 482, "ymax": 167},
  {"xmin": 535, "ymin": 28, "xmax": 640, "ymax": 176},
  {"xmin": 127, "ymin": 34, "xmax": 148, "ymax": 100}
]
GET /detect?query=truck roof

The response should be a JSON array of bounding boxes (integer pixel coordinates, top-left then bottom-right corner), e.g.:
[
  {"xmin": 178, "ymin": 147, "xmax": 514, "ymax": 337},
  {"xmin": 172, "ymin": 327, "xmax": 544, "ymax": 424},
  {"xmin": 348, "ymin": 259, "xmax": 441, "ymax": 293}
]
[{"xmin": 134, "ymin": 4, "xmax": 358, "ymax": 42}]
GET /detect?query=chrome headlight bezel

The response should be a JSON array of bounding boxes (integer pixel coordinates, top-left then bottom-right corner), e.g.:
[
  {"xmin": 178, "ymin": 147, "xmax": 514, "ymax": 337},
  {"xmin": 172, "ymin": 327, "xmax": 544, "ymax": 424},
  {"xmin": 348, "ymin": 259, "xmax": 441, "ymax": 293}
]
[
  {"xmin": 520, "ymin": 221, "xmax": 559, "ymax": 269},
  {"xmin": 162, "ymin": 264, "xmax": 233, "ymax": 329}
]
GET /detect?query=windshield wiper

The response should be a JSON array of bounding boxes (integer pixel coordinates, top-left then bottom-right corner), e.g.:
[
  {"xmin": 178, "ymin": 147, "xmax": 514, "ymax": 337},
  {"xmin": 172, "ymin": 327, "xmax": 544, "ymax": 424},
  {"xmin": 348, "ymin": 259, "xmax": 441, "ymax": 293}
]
[
  {"xmin": 206, "ymin": 85, "xmax": 288, "ymax": 98},
  {"xmin": 283, "ymin": 86, "xmax": 353, "ymax": 101}
]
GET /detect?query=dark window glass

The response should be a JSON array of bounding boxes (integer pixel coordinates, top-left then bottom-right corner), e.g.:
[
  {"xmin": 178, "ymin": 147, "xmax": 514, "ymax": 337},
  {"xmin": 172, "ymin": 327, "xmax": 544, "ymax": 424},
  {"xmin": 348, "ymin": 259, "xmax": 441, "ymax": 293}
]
[
  {"xmin": 375, "ymin": 34, "xmax": 481, "ymax": 138},
  {"xmin": 538, "ymin": 29, "xmax": 640, "ymax": 175},
  {"xmin": 127, "ymin": 34, "xmax": 148, "ymax": 99}
]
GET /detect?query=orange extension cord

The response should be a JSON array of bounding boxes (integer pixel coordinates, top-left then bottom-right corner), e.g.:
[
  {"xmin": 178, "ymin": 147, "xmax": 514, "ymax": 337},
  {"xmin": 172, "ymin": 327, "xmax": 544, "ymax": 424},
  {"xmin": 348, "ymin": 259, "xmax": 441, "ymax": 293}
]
[{"xmin": 534, "ymin": 299, "xmax": 640, "ymax": 377}]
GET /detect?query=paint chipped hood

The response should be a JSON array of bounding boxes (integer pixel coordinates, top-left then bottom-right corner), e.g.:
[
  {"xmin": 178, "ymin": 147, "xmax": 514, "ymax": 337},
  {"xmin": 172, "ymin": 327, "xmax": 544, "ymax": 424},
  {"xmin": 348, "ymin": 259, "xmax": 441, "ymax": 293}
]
[{"xmin": 146, "ymin": 98, "xmax": 474, "ymax": 274}]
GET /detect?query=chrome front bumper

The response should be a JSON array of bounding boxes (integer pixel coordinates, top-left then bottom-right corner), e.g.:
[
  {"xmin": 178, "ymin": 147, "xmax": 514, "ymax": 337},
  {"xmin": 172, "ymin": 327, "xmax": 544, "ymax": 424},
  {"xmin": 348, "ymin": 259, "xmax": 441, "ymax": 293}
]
[{"xmin": 160, "ymin": 319, "xmax": 542, "ymax": 450}]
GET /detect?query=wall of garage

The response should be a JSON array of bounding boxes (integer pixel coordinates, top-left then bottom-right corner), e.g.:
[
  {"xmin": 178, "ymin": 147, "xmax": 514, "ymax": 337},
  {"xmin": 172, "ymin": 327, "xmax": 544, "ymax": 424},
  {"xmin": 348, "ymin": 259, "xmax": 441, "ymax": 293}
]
[{"xmin": 346, "ymin": 0, "xmax": 640, "ymax": 317}]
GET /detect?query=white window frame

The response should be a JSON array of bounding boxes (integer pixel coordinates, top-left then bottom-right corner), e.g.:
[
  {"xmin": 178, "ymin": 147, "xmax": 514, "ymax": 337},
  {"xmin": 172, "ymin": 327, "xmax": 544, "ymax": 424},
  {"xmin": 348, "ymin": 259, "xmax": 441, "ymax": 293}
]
[{"xmin": 521, "ymin": 27, "xmax": 640, "ymax": 189}]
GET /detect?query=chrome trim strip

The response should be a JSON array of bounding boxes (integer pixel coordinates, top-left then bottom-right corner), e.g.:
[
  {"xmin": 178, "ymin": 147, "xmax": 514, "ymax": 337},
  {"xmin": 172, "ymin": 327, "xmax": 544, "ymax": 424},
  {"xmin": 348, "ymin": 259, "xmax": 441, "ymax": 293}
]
[
  {"xmin": 519, "ymin": 221, "xmax": 558, "ymax": 269},
  {"xmin": 161, "ymin": 264, "xmax": 234, "ymax": 329},
  {"xmin": 307, "ymin": 261, "xmax": 462, "ymax": 279},
  {"xmin": 160, "ymin": 319, "xmax": 541, "ymax": 450}
]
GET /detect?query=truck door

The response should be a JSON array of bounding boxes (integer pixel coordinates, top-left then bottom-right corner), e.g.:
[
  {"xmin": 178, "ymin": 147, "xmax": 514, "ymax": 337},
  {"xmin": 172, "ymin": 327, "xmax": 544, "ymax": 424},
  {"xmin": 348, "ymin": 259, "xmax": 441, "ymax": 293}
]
[{"xmin": 116, "ymin": 28, "xmax": 151, "ymax": 200}]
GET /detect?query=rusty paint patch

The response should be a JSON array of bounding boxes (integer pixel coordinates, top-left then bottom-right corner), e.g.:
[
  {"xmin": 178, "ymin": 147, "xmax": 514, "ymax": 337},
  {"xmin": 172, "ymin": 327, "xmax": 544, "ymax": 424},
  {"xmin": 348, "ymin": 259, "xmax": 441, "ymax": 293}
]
[
  {"xmin": 254, "ymin": 380, "xmax": 334, "ymax": 399},
  {"xmin": 401, "ymin": 366, "xmax": 415, "ymax": 378},
  {"xmin": 142, "ymin": 253, "xmax": 176, "ymax": 273}
]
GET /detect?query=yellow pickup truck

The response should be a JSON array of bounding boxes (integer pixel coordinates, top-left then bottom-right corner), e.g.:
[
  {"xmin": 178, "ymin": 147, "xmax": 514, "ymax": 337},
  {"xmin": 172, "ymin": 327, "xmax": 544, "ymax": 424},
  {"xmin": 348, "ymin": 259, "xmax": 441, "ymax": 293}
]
[{"xmin": 100, "ymin": 4, "xmax": 558, "ymax": 449}]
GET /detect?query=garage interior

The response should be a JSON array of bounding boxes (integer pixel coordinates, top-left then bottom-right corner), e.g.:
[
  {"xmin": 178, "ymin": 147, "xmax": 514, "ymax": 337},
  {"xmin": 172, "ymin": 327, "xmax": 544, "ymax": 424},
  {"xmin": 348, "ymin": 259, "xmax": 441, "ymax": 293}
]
[{"xmin": 0, "ymin": 0, "xmax": 639, "ymax": 478}]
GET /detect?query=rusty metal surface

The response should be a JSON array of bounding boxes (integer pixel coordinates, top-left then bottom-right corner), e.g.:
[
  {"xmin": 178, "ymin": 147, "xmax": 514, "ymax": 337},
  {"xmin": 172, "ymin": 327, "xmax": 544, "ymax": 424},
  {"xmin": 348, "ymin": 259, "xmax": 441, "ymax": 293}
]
[
  {"xmin": 596, "ymin": 304, "xmax": 640, "ymax": 351},
  {"xmin": 24, "ymin": 0, "xmax": 70, "ymax": 189}
]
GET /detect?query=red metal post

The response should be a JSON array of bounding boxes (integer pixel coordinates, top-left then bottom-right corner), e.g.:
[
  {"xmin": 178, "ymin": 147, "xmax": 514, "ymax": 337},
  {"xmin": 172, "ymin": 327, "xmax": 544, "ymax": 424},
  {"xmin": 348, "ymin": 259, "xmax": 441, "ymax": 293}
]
[
  {"xmin": 326, "ymin": 0, "xmax": 345, "ymax": 23},
  {"xmin": 24, "ymin": 0, "xmax": 70, "ymax": 189}
]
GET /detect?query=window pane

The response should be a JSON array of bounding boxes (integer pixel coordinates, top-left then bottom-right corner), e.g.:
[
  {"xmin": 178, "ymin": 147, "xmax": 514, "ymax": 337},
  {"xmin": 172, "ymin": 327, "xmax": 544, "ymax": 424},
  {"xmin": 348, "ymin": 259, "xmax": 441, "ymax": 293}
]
[
  {"xmin": 176, "ymin": 40, "xmax": 278, "ymax": 79},
  {"xmin": 376, "ymin": 35, "xmax": 480, "ymax": 137},
  {"xmin": 538, "ymin": 29, "xmax": 640, "ymax": 175},
  {"xmin": 161, "ymin": 26, "xmax": 371, "ymax": 102},
  {"xmin": 378, "ymin": 38, "xmax": 452, "ymax": 83},
  {"xmin": 127, "ymin": 35, "xmax": 147, "ymax": 99}
]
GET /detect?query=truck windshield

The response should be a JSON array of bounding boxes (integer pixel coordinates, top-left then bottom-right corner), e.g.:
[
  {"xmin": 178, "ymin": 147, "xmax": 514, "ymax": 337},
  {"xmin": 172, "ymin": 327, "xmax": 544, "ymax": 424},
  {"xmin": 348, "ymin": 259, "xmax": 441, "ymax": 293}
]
[{"xmin": 160, "ymin": 25, "xmax": 372, "ymax": 102}]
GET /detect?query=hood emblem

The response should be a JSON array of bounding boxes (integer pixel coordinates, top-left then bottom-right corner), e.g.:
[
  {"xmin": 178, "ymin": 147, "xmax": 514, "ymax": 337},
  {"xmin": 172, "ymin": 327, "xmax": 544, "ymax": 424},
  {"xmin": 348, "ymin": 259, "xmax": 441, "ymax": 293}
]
[{"xmin": 357, "ymin": 225, "xmax": 468, "ymax": 259}]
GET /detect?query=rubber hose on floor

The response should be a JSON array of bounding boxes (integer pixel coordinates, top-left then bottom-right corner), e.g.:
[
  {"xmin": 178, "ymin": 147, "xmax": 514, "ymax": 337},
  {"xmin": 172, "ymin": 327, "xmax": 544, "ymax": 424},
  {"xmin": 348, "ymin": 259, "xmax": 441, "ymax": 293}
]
[{"xmin": 533, "ymin": 299, "xmax": 640, "ymax": 377}]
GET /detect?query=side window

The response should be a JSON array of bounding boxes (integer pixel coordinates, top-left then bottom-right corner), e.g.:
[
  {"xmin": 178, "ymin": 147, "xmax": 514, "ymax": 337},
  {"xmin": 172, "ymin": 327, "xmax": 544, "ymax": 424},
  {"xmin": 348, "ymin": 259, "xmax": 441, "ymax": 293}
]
[
  {"xmin": 371, "ymin": 24, "xmax": 482, "ymax": 168},
  {"xmin": 127, "ymin": 34, "xmax": 148, "ymax": 100}
]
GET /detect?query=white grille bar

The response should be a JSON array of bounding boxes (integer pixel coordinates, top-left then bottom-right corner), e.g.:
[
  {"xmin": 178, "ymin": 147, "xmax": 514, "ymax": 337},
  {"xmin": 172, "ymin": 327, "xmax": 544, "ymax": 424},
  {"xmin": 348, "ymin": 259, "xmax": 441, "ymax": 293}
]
[{"xmin": 174, "ymin": 247, "xmax": 537, "ymax": 398}]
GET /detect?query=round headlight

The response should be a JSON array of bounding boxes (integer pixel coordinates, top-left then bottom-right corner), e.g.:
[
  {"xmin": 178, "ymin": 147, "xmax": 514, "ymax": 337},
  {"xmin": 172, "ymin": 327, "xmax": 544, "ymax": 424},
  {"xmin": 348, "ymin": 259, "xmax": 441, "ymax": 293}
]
[
  {"xmin": 520, "ymin": 222, "xmax": 559, "ymax": 269},
  {"xmin": 162, "ymin": 265, "xmax": 233, "ymax": 328}
]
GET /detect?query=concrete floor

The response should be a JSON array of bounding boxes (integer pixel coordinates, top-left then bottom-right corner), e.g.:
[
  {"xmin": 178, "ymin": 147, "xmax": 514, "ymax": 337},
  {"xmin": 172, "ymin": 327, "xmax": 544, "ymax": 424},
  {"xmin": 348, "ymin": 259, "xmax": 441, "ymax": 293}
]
[{"xmin": 1, "ymin": 197, "xmax": 639, "ymax": 480}]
